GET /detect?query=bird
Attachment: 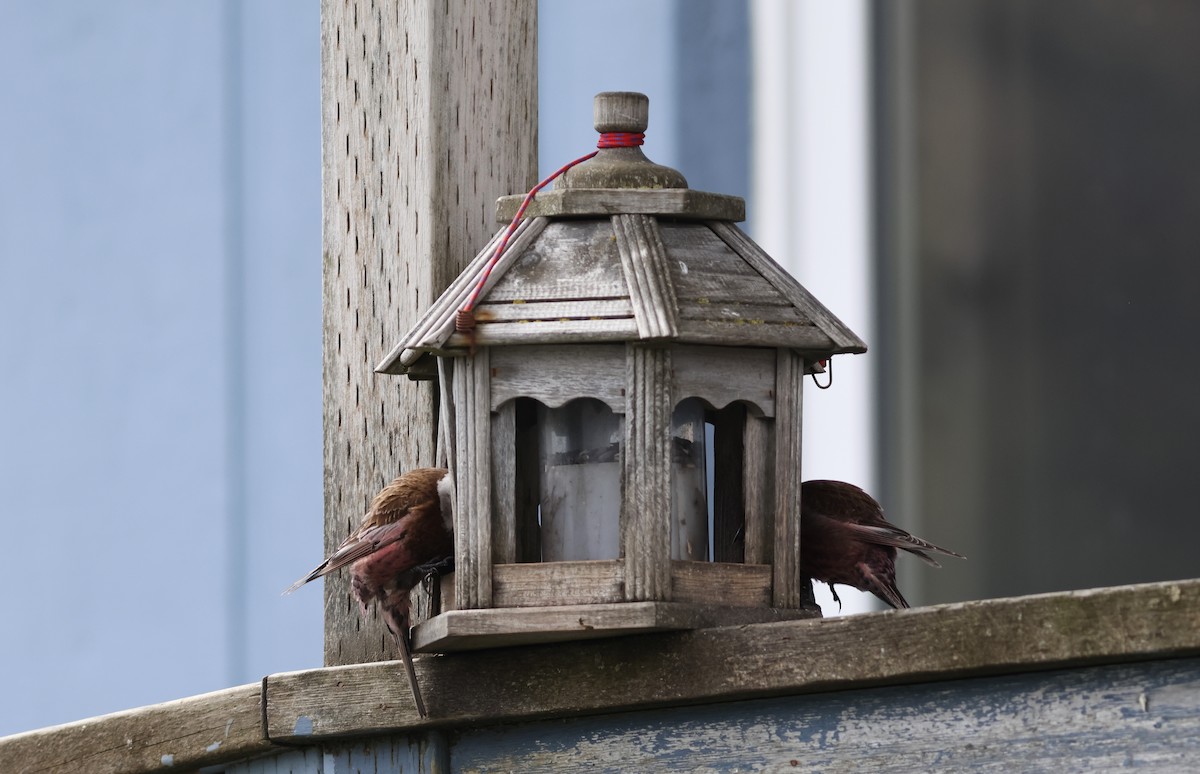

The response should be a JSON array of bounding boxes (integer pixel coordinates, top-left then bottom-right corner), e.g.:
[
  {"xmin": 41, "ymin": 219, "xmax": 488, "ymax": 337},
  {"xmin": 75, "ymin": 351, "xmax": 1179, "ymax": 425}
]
[
  {"xmin": 285, "ymin": 467, "xmax": 455, "ymax": 717},
  {"xmin": 800, "ymin": 479, "xmax": 963, "ymax": 610}
]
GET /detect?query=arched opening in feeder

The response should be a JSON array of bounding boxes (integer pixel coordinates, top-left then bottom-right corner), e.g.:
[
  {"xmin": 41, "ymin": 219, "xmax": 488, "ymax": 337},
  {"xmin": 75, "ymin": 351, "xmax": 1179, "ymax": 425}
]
[{"xmin": 504, "ymin": 390, "xmax": 773, "ymax": 568}]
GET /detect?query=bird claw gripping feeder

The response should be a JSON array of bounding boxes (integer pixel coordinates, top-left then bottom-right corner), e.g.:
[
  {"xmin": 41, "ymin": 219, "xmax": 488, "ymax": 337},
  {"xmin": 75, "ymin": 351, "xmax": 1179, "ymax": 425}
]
[{"xmin": 376, "ymin": 92, "xmax": 866, "ymax": 652}]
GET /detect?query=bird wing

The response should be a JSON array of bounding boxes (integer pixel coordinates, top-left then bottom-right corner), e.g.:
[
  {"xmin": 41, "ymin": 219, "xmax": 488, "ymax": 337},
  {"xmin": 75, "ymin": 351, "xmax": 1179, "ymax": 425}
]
[
  {"xmin": 284, "ymin": 468, "xmax": 449, "ymax": 595},
  {"xmin": 283, "ymin": 519, "xmax": 416, "ymax": 594},
  {"xmin": 838, "ymin": 522, "xmax": 965, "ymax": 566}
]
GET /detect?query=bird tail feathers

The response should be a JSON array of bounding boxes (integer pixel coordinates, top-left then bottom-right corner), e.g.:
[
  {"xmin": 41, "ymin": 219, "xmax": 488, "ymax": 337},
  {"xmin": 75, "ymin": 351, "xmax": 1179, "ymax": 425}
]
[{"xmin": 842, "ymin": 523, "xmax": 965, "ymax": 563}]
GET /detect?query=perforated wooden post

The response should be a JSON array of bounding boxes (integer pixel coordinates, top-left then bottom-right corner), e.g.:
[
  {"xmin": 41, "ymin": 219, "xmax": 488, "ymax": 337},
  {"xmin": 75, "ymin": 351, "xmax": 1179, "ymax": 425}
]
[{"xmin": 321, "ymin": 0, "xmax": 536, "ymax": 666}]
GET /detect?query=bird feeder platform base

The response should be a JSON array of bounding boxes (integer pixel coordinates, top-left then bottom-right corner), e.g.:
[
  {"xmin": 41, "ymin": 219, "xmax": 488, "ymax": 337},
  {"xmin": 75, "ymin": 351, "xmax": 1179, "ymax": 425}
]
[{"xmin": 411, "ymin": 601, "xmax": 819, "ymax": 653}]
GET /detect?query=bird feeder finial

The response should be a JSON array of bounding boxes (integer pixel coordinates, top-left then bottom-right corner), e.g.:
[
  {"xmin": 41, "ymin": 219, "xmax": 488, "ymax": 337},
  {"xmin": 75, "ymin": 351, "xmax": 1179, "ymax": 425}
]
[
  {"xmin": 555, "ymin": 91, "xmax": 687, "ymax": 191},
  {"xmin": 593, "ymin": 91, "xmax": 649, "ymax": 133}
]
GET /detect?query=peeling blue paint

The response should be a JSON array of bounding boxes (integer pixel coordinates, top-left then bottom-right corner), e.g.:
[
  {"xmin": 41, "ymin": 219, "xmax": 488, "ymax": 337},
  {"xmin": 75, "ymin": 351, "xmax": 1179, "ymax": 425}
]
[
  {"xmin": 450, "ymin": 659, "xmax": 1200, "ymax": 772},
  {"xmin": 293, "ymin": 715, "xmax": 314, "ymax": 736}
]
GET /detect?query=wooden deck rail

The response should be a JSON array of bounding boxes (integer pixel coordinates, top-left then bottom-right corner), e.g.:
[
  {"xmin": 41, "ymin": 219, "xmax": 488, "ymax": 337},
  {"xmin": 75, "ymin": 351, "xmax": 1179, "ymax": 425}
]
[{"xmin": 3, "ymin": 578, "xmax": 1199, "ymax": 772}]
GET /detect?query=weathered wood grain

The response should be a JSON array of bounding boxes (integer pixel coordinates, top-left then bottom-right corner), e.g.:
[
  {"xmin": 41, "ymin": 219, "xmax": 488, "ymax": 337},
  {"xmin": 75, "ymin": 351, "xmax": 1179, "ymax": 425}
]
[
  {"xmin": 490, "ymin": 344, "xmax": 626, "ymax": 412},
  {"xmin": 670, "ymin": 561, "xmax": 772, "ymax": 607},
  {"xmin": 453, "ymin": 351, "xmax": 492, "ymax": 609},
  {"xmin": 411, "ymin": 601, "xmax": 816, "ymax": 654},
  {"xmin": 264, "ymin": 579, "xmax": 1200, "ymax": 740},
  {"xmin": 707, "ymin": 220, "xmax": 868, "ymax": 354},
  {"xmin": 676, "ymin": 300, "xmax": 806, "ymax": 324},
  {"xmin": 448, "ymin": 317, "xmax": 639, "ymax": 347},
  {"xmin": 378, "ymin": 216, "xmax": 545, "ymax": 373},
  {"xmin": 375, "ymin": 222, "xmax": 507, "ymax": 374},
  {"xmin": 623, "ymin": 344, "xmax": 674, "ymax": 601},
  {"xmin": 482, "ymin": 219, "xmax": 628, "ymax": 303},
  {"xmin": 661, "ymin": 222, "xmax": 779, "ymax": 307},
  {"xmin": 674, "ymin": 319, "xmax": 833, "ymax": 350},
  {"xmin": 612, "ymin": 213, "xmax": 680, "ymax": 339},
  {"xmin": 491, "ymin": 560, "xmax": 624, "ymax": 606},
  {"xmin": 491, "ymin": 401, "xmax": 517, "ymax": 565},
  {"xmin": 474, "ymin": 298, "xmax": 634, "ymax": 322},
  {"xmin": 672, "ymin": 273, "xmax": 796, "ymax": 304},
  {"xmin": 495, "ymin": 188, "xmax": 745, "ymax": 222},
  {"xmin": 403, "ymin": 215, "xmax": 551, "ymax": 358},
  {"xmin": 450, "ymin": 658, "xmax": 1200, "ymax": 772},
  {"xmin": 10, "ymin": 580, "xmax": 1200, "ymax": 773},
  {"xmin": 673, "ymin": 345, "xmax": 776, "ymax": 416},
  {"xmin": 742, "ymin": 412, "xmax": 773, "ymax": 566},
  {"xmin": 773, "ymin": 349, "xmax": 804, "ymax": 608},
  {"xmin": 0, "ymin": 683, "xmax": 266, "ymax": 774},
  {"xmin": 424, "ymin": 560, "xmax": 778, "ymax": 615},
  {"xmin": 415, "ymin": 602, "xmax": 690, "ymax": 653},
  {"xmin": 435, "ymin": 357, "xmax": 456, "ymax": 468},
  {"xmin": 322, "ymin": 0, "xmax": 537, "ymax": 665}
]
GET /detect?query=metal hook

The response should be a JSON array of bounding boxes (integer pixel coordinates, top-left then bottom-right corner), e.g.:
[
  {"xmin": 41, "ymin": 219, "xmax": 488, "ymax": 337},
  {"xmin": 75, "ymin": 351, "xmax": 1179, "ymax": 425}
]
[{"xmin": 811, "ymin": 358, "xmax": 834, "ymax": 390}]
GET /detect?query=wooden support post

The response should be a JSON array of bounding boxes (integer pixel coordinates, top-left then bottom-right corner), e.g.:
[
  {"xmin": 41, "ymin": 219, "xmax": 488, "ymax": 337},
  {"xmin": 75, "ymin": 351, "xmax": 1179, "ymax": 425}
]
[
  {"xmin": 454, "ymin": 350, "xmax": 493, "ymax": 609},
  {"xmin": 491, "ymin": 400, "xmax": 517, "ymax": 565},
  {"xmin": 321, "ymin": 0, "xmax": 536, "ymax": 665},
  {"xmin": 772, "ymin": 349, "xmax": 804, "ymax": 607},
  {"xmin": 742, "ymin": 411, "xmax": 773, "ymax": 566},
  {"xmin": 623, "ymin": 344, "xmax": 673, "ymax": 601}
]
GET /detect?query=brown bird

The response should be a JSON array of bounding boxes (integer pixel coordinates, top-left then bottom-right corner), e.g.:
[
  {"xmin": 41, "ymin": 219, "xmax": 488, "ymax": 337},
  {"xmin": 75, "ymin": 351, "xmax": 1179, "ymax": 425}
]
[
  {"xmin": 801, "ymin": 479, "xmax": 963, "ymax": 609},
  {"xmin": 286, "ymin": 467, "xmax": 455, "ymax": 717}
]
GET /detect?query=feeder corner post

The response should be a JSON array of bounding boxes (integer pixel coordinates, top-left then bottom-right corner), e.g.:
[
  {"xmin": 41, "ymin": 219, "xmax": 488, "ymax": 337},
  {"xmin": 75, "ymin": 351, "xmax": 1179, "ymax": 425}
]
[{"xmin": 320, "ymin": 0, "xmax": 537, "ymax": 666}]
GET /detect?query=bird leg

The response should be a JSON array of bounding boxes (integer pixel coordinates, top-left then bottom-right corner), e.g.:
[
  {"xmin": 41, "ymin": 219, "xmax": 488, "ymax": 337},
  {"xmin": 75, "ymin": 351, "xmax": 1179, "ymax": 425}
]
[
  {"xmin": 418, "ymin": 554, "xmax": 455, "ymax": 586},
  {"xmin": 418, "ymin": 555, "xmax": 454, "ymax": 614},
  {"xmin": 827, "ymin": 582, "xmax": 842, "ymax": 612}
]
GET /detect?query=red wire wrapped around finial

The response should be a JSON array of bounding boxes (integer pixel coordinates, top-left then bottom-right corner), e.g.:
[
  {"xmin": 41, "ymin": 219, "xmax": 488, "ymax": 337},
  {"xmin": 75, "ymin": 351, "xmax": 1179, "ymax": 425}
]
[{"xmin": 454, "ymin": 130, "xmax": 647, "ymax": 334}]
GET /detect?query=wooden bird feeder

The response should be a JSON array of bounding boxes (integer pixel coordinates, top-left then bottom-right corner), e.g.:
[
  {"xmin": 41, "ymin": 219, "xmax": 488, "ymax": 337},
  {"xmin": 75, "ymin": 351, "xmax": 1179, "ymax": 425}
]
[{"xmin": 376, "ymin": 91, "xmax": 866, "ymax": 652}]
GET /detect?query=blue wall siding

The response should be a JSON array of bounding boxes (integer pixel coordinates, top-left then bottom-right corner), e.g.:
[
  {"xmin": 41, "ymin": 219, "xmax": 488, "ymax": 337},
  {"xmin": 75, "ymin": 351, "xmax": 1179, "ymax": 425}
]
[
  {"xmin": 223, "ymin": 736, "xmax": 448, "ymax": 774},
  {"xmin": 448, "ymin": 658, "xmax": 1200, "ymax": 772},
  {"xmin": 0, "ymin": 1, "xmax": 322, "ymax": 736}
]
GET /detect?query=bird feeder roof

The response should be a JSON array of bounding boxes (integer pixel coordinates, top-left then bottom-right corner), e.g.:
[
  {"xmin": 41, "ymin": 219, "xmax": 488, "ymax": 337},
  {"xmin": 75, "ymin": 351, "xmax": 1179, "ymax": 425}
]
[{"xmin": 376, "ymin": 92, "xmax": 866, "ymax": 376}]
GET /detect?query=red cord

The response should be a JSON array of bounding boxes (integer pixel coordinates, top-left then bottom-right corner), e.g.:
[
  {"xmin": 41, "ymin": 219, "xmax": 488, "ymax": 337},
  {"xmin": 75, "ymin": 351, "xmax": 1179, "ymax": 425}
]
[
  {"xmin": 456, "ymin": 132, "xmax": 645, "ymax": 332},
  {"xmin": 597, "ymin": 131, "xmax": 644, "ymax": 148}
]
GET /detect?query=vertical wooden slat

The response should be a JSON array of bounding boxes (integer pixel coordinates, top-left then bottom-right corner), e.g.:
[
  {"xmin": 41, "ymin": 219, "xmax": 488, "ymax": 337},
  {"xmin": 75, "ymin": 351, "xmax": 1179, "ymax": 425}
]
[
  {"xmin": 492, "ymin": 400, "xmax": 517, "ymax": 564},
  {"xmin": 712, "ymin": 403, "xmax": 746, "ymax": 564},
  {"xmin": 454, "ymin": 350, "xmax": 493, "ymax": 609},
  {"xmin": 436, "ymin": 357, "xmax": 457, "ymax": 470},
  {"xmin": 743, "ymin": 411, "xmax": 774, "ymax": 566},
  {"xmin": 773, "ymin": 349, "xmax": 804, "ymax": 607},
  {"xmin": 321, "ymin": 0, "xmax": 536, "ymax": 664},
  {"xmin": 623, "ymin": 344, "xmax": 673, "ymax": 601}
]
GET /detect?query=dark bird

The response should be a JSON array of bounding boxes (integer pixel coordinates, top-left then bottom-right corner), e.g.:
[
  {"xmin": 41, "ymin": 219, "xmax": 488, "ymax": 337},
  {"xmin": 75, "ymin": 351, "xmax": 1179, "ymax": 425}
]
[
  {"xmin": 286, "ymin": 467, "xmax": 455, "ymax": 717},
  {"xmin": 801, "ymin": 479, "xmax": 963, "ymax": 610}
]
